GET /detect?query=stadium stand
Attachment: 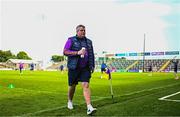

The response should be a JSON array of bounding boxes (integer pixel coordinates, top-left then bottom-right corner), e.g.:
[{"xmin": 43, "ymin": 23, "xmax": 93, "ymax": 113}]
[{"xmin": 95, "ymin": 58, "xmax": 180, "ymax": 72}]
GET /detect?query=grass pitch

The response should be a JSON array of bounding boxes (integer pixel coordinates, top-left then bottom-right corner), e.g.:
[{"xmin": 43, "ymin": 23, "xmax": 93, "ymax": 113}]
[{"xmin": 0, "ymin": 70, "xmax": 180, "ymax": 116}]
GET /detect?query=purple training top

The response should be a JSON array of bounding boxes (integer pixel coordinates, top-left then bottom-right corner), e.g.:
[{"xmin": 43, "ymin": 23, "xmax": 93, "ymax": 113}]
[{"xmin": 64, "ymin": 38, "xmax": 88, "ymax": 69}]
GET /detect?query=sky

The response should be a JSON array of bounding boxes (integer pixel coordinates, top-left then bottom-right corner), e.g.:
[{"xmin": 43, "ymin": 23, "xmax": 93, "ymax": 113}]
[{"xmin": 0, "ymin": 0, "xmax": 179, "ymax": 66}]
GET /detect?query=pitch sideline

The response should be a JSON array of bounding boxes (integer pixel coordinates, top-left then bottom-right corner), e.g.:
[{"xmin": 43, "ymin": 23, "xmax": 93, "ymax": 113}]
[{"xmin": 22, "ymin": 82, "xmax": 180, "ymax": 116}]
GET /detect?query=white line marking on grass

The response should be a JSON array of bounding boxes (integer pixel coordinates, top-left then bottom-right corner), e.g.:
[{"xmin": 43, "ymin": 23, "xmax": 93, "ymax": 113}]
[
  {"xmin": 22, "ymin": 105, "xmax": 67, "ymax": 116},
  {"xmin": 22, "ymin": 82, "xmax": 180, "ymax": 116},
  {"xmin": 159, "ymin": 91, "xmax": 180, "ymax": 102},
  {"xmin": 161, "ymin": 99, "xmax": 180, "ymax": 102},
  {"xmin": 22, "ymin": 97, "xmax": 106, "ymax": 116},
  {"xmin": 120, "ymin": 82, "xmax": 180, "ymax": 97},
  {"xmin": 159, "ymin": 91, "xmax": 180, "ymax": 100}
]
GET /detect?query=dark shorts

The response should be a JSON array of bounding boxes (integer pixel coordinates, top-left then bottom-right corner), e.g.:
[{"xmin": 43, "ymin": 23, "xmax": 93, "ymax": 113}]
[
  {"xmin": 101, "ymin": 68, "xmax": 106, "ymax": 72},
  {"xmin": 68, "ymin": 67, "xmax": 91, "ymax": 86}
]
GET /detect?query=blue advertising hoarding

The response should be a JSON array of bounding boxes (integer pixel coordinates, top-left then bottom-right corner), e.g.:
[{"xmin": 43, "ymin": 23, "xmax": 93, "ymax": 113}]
[
  {"xmin": 144, "ymin": 52, "xmax": 150, "ymax": 56},
  {"xmin": 165, "ymin": 51, "xmax": 179, "ymax": 55},
  {"xmin": 115, "ymin": 53, "xmax": 126, "ymax": 56},
  {"xmin": 129, "ymin": 53, "xmax": 138, "ymax": 56}
]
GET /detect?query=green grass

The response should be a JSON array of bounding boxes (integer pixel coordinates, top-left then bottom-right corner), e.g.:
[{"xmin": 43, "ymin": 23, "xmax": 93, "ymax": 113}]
[{"xmin": 0, "ymin": 70, "xmax": 180, "ymax": 116}]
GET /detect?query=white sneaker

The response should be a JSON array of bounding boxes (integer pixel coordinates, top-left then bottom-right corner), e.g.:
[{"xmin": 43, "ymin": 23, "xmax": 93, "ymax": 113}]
[
  {"xmin": 87, "ymin": 107, "xmax": 97, "ymax": 115},
  {"xmin": 67, "ymin": 101, "xmax": 73, "ymax": 110}
]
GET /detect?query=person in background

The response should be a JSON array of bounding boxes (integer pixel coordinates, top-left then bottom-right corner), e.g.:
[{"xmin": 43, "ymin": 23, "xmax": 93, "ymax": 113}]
[
  {"xmin": 148, "ymin": 64, "xmax": 153, "ymax": 76},
  {"xmin": 19, "ymin": 62, "xmax": 24, "ymax": 73},
  {"xmin": 100, "ymin": 62, "xmax": 107, "ymax": 78},
  {"xmin": 171, "ymin": 59, "xmax": 179, "ymax": 80},
  {"xmin": 59, "ymin": 65, "xmax": 64, "ymax": 74},
  {"xmin": 30, "ymin": 63, "xmax": 34, "ymax": 71}
]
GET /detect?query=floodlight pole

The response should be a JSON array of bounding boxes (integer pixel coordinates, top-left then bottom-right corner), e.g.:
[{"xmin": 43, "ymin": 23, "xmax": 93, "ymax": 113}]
[
  {"xmin": 142, "ymin": 34, "xmax": 146, "ymax": 72},
  {"xmin": 104, "ymin": 53, "xmax": 106, "ymax": 63},
  {"xmin": 103, "ymin": 51, "xmax": 107, "ymax": 63}
]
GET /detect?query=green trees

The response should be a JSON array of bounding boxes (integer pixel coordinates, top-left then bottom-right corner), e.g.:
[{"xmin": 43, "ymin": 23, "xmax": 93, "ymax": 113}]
[
  {"xmin": 0, "ymin": 50, "xmax": 16, "ymax": 62},
  {"xmin": 16, "ymin": 51, "xmax": 32, "ymax": 60},
  {"xmin": 0, "ymin": 50, "xmax": 32, "ymax": 62},
  {"xmin": 51, "ymin": 55, "xmax": 65, "ymax": 62}
]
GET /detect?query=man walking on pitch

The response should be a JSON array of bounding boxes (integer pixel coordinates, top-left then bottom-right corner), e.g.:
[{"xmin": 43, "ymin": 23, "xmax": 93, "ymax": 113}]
[{"xmin": 63, "ymin": 24, "xmax": 96, "ymax": 115}]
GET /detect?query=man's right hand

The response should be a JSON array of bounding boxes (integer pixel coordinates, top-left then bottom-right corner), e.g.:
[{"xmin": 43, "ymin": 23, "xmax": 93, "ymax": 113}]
[{"xmin": 77, "ymin": 48, "xmax": 85, "ymax": 55}]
